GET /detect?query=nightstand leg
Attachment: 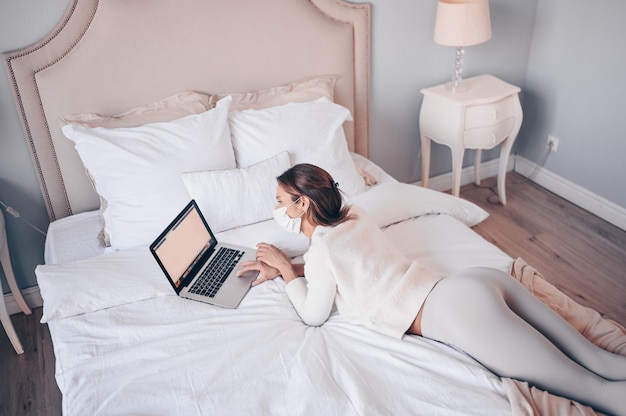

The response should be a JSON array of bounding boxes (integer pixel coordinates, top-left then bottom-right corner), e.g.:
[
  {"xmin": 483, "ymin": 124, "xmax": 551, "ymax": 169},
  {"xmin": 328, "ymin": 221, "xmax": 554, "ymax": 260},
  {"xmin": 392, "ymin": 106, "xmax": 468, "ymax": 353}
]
[
  {"xmin": 497, "ymin": 137, "xmax": 515, "ymax": 205},
  {"xmin": 474, "ymin": 149, "xmax": 482, "ymax": 185},
  {"xmin": 421, "ymin": 135, "xmax": 431, "ymax": 188},
  {"xmin": 451, "ymin": 145, "xmax": 465, "ymax": 197}
]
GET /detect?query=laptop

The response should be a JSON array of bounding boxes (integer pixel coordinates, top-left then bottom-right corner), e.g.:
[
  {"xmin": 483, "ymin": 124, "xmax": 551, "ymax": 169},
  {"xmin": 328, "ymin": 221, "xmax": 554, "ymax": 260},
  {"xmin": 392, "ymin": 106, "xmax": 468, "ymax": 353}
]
[{"xmin": 150, "ymin": 200, "xmax": 259, "ymax": 308}]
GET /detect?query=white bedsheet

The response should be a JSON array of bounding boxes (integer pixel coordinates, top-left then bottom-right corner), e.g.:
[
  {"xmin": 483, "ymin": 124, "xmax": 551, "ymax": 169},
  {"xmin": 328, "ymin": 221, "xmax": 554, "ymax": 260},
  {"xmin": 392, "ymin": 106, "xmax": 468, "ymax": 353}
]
[
  {"xmin": 49, "ymin": 292, "xmax": 511, "ymax": 415},
  {"xmin": 44, "ymin": 213, "xmax": 513, "ymax": 416}
]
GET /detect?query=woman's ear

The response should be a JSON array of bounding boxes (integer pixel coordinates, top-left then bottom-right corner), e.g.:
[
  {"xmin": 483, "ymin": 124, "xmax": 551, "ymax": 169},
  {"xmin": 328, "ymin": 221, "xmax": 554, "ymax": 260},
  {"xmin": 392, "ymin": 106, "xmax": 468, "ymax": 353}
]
[{"xmin": 300, "ymin": 195, "xmax": 311, "ymax": 212}]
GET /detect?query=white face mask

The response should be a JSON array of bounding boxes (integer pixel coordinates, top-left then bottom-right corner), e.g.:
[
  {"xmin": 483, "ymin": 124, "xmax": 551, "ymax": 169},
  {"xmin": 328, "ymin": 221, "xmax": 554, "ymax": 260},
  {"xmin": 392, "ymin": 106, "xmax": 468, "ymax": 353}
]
[{"xmin": 273, "ymin": 197, "xmax": 304, "ymax": 233}]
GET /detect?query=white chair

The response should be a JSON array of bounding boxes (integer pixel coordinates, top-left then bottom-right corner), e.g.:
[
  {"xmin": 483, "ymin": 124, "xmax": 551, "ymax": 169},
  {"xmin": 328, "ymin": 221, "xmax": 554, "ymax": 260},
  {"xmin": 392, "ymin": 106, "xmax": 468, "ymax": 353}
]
[{"xmin": 0, "ymin": 209, "xmax": 32, "ymax": 354}]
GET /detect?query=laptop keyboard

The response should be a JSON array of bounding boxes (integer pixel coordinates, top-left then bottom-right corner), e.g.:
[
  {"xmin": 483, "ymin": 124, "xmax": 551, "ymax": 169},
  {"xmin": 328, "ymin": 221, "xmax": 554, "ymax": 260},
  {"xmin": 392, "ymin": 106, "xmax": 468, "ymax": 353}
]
[{"xmin": 188, "ymin": 247, "xmax": 244, "ymax": 298}]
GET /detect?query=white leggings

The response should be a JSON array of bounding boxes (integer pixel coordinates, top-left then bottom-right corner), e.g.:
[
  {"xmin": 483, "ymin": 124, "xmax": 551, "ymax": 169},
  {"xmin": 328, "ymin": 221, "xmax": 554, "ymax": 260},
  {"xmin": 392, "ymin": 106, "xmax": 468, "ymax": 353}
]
[{"xmin": 420, "ymin": 267, "xmax": 626, "ymax": 416}]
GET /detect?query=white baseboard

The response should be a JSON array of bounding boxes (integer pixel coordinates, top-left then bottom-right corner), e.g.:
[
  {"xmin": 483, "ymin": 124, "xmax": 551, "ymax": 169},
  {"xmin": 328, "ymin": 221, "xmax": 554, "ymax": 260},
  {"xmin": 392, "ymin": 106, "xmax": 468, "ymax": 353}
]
[
  {"xmin": 514, "ymin": 156, "xmax": 626, "ymax": 231},
  {"xmin": 423, "ymin": 154, "xmax": 626, "ymax": 231},
  {"xmin": 4, "ymin": 285, "xmax": 42, "ymax": 316},
  {"xmin": 424, "ymin": 157, "xmax": 513, "ymax": 192}
]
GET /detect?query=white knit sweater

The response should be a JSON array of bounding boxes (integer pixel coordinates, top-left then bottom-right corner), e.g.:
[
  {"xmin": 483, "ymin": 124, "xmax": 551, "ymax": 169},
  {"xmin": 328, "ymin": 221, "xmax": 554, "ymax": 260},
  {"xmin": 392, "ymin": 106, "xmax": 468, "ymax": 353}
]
[{"xmin": 285, "ymin": 206, "xmax": 443, "ymax": 338}]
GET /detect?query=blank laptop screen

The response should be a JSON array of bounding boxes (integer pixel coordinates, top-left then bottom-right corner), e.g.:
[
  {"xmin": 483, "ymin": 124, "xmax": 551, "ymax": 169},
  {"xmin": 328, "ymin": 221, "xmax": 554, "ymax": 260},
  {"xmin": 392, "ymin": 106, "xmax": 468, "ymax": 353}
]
[{"xmin": 152, "ymin": 205, "xmax": 214, "ymax": 288}]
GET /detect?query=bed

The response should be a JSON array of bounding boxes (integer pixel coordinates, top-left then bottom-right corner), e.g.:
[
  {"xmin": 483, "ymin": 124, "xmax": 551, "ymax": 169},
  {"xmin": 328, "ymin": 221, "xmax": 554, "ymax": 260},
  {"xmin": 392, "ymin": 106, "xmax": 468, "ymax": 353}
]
[{"xmin": 4, "ymin": 1, "xmax": 625, "ymax": 415}]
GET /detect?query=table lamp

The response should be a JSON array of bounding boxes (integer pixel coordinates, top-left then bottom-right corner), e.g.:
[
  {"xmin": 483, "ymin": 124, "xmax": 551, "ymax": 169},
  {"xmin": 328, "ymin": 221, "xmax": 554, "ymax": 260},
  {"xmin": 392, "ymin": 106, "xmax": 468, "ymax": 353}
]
[{"xmin": 434, "ymin": 0, "xmax": 491, "ymax": 93}]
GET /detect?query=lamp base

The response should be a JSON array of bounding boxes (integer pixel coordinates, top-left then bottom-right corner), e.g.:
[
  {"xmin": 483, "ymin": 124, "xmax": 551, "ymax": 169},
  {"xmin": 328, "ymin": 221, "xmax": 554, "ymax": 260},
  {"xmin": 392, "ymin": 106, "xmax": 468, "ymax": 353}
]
[
  {"xmin": 445, "ymin": 80, "xmax": 467, "ymax": 93},
  {"xmin": 446, "ymin": 46, "xmax": 467, "ymax": 94}
]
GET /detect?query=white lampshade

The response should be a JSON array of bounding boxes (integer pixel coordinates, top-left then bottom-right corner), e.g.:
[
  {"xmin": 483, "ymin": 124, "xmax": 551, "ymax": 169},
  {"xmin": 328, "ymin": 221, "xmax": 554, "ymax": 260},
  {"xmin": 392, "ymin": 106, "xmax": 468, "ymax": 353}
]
[{"xmin": 434, "ymin": 0, "xmax": 491, "ymax": 47}]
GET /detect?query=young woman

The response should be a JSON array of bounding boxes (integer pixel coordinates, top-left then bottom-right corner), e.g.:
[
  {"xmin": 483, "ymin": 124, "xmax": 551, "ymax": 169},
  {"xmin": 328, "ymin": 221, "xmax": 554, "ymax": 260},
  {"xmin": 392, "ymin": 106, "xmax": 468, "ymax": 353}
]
[{"xmin": 237, "ymin": 163, "xmax": 626, "ymax": 415}]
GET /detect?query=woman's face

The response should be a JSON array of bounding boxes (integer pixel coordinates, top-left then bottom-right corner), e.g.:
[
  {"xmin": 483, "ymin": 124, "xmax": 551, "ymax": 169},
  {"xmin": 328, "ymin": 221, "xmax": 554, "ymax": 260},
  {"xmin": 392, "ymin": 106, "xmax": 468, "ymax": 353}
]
[{"xmin": 275, "ymin": 184, "xmax": 302, "ymax": 218}]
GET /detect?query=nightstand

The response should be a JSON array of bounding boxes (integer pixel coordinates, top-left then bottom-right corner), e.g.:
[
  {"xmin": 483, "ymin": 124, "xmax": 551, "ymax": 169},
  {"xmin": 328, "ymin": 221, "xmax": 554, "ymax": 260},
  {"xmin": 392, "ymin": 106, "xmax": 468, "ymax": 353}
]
[
  {"xmin": 419, "ymin": 74, "xmax": 523, "ymax": 205},
  {"xmin": 0, "ymin": 209, "xmax": 32, "ymax": 354}
]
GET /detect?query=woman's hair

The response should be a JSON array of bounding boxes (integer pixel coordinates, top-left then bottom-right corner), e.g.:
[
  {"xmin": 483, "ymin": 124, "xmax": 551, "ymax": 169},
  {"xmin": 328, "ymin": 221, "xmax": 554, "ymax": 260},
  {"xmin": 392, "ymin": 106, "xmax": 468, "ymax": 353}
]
[{"xmin": 277, "ymin": 164, "xmax": 354, "ymax": 227}]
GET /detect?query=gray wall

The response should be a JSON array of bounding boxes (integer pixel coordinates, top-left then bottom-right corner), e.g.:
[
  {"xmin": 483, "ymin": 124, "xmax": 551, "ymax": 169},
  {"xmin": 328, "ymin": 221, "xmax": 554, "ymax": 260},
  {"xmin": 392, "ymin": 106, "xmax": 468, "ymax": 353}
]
[
  {"xmin": 0, "ymin": 0, "xmax": 622, "ymax": 295},
  {"xmin": 0, "ymin": 0, "xmax": 70, "ymax": 294},
  {"xmin": 517, "ymin": 0, "xmax": 626, "ymax": 208}
]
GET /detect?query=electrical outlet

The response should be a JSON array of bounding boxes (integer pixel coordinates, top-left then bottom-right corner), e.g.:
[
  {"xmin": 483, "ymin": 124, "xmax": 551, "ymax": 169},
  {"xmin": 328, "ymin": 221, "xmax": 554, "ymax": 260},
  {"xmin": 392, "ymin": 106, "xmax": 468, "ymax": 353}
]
[{"xmin": 547, "ymin": 135, "xmax": 559, "ymax": 152}]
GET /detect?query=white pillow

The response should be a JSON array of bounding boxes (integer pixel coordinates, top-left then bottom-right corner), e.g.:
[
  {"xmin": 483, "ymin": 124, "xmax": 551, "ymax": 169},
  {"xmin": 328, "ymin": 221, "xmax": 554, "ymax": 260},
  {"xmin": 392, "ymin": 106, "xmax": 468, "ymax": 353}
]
[
  {"xmin": 62, "ymin": 96, "xmax": 235, "ymax": 250},
  {"xmin": 181, "ymin": 151, "xmax": 291, "ymax": 233},
  {"xmin": 229, "ymin": 97, "xmax": 365, "ymax": 197},
  {"xmin": 36, "ymin": 246, "xmax": 173, "ymax": 322},
  {"xmin": 348, "ymin": 182, "xmax": 489, "ymax": 228}
]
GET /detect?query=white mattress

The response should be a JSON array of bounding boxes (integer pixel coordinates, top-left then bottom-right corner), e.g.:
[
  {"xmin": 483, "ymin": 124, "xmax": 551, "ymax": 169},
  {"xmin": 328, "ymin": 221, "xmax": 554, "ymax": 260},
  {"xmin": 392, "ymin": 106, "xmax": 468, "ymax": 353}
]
[
  {"xmin": 40, "ymin": 156, "xmax": 515, "ymax": 415},
  {"xmin": 44, "ymin": 210, "xmax": 106, "ymax": 265}
]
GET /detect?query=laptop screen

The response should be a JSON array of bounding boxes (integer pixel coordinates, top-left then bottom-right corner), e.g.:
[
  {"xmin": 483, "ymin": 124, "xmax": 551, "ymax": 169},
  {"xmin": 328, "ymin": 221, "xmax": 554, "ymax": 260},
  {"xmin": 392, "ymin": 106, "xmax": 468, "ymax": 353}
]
[{"xmin": 151, "ymin": 202, "xmax": 215, "ymax": 290}]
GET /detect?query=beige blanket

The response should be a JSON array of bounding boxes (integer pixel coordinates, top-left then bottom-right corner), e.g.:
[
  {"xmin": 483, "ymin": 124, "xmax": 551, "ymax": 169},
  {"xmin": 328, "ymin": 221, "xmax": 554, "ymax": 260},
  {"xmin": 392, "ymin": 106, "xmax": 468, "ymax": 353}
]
[{"xmin": 505, "ymin": 258, "xmax": 626, "ymax": 416}]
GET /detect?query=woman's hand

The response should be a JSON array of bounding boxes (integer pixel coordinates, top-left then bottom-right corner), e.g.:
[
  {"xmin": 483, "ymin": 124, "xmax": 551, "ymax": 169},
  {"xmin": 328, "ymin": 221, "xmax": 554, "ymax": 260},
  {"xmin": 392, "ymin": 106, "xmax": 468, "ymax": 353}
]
[
  {"xmin": 237, "ymin": 260, "xmax": 280, "ymax": 286},
  {"xmin": 237, "ymin": 243, "xmax": 297, "ymax": 286},
  {"xmin": 255, "ymin": 243, "xmax": 291, "ymax": 271}
]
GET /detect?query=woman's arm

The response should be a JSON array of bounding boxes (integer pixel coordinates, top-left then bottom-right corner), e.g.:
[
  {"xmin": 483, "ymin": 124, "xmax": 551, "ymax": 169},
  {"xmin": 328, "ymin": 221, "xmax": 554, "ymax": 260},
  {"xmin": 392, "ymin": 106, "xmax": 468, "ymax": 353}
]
[
  {"xmin": 238, "ymin": 242, "xmax": 336, "ymax": 327},
  {"xmin": 285, "ymin": 260, "xmax": 336, "ymax": 327},
  {"xmin": 283, "ymin": 243, "xmax": 337, "ymax": 327}
]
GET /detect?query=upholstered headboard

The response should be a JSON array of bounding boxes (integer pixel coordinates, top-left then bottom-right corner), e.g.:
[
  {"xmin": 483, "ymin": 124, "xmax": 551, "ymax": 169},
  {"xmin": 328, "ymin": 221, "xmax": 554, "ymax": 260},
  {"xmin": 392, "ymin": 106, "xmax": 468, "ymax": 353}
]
[{"xmin": 3, "ymin": 0, "xmax": 370, "ymax": 221}]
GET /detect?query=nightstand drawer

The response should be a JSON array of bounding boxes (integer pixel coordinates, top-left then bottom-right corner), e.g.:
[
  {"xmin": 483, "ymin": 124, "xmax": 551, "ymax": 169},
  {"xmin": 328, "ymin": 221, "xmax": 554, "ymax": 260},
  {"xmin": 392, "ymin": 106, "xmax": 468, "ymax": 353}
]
[
  {"xmin": 464, "ymin": 96, "xmax": 517, "ymax": 129},
  {"xmin": 464, "ymin": 117, "xmax": 515, "ymax": 148}
]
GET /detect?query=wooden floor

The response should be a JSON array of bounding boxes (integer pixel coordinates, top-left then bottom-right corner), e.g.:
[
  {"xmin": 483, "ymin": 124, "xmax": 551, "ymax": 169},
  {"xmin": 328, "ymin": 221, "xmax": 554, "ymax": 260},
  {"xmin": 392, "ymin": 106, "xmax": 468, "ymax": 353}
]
[
  {"xmin": 0, "ymin": 307, "xmax": 60, "ymax": 416},
  {"xmin": 461, "ymin": 173, "xmax": 626, "ymax": 325},
  {"xmin": 0, "ymin": 172, "xmax": 625, "ymax": 415}
]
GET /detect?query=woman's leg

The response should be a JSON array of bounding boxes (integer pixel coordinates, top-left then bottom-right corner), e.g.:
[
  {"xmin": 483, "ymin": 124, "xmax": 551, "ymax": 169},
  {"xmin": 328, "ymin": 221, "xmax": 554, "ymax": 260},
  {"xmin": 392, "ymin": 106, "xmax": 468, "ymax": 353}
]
[
  {"xmin": 477, "ymin": 267, "xmax": 626, "ymax": 380},
  {"xmin": 420, "ymin": 267, "xmax": 626, "ymax": 416}
]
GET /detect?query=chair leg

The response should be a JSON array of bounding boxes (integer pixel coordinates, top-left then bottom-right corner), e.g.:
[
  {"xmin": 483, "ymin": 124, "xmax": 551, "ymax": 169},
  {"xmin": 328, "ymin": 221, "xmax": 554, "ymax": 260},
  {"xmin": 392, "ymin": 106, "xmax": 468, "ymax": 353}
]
[
  {"xmin": 0, "ymin": 220, "xmax": 28, "ymax": 354},
  {"xmin": 0, "ymin": 285, "xmax": 24, "ymax": 354},
  {"xmin": 0, "ymin": 237, "xmax": 31, "ymax": 316}
]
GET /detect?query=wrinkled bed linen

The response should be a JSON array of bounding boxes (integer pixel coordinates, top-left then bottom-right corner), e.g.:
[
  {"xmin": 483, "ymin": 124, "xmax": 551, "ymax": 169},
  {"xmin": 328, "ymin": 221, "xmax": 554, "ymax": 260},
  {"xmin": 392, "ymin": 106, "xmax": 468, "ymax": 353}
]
[
  {"xmin": 47, "ymin": 285, "xmax": 512, "ymax": 415},
  {"xmin": 39, "ymin": 209, "xmax": 515, "ymax": 415},
  {"xmin": 506, "ymin": 258, "xmax": 626, "ymax": 416},
  {"xmin": 41, "ymin": 240, "xmax": 625, "ymax": 415}
]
